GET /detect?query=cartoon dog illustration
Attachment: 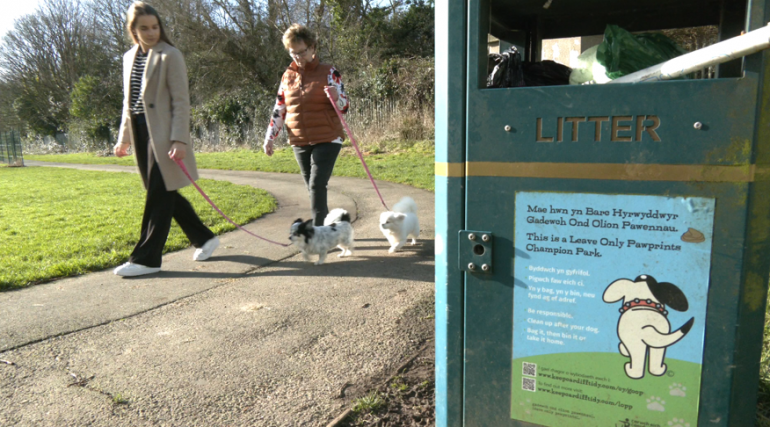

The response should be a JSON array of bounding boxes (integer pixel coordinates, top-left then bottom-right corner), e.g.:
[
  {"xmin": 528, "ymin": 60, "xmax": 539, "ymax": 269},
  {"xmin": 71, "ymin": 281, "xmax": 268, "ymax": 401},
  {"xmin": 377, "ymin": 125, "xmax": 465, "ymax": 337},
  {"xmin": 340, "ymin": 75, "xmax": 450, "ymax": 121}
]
[{"xmin": 603, "ymin": 275, "xmax": 695, "ymax": 379}]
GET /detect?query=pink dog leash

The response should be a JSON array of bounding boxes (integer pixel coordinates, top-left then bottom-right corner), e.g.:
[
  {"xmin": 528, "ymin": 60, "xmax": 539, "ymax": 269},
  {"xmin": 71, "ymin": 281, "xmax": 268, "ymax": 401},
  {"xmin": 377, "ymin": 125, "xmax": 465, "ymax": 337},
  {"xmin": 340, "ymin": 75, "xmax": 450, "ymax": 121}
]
[
  {"xmin": 325, "ymin": 90, "xmax": 390, "ymax": 211},
  {"xmin": 174, "ymin": 158, "xmax": 290, "ymax": 247}
]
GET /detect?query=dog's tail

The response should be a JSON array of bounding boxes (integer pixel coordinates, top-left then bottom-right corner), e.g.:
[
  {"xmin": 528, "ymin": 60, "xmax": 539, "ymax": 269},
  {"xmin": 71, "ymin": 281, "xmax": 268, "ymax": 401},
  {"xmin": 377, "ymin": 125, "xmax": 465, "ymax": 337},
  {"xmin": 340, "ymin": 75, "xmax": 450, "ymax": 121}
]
[
  {"xmin": 640, "ymin": 317, "xmax": 694, "ymax": 348},
  {"xmin": 324, "ymin": 208, "xmax": 351, "ymax": 225},
  {"xmin": 393, "ymin": 196, "xmax": 417, "ymax": 214}
]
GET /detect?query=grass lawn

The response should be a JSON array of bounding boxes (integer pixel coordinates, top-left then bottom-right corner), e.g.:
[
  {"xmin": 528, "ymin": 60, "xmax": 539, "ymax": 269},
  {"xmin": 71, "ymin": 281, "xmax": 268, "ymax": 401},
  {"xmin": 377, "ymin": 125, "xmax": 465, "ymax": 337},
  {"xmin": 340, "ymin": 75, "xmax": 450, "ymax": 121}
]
[
  {"xmin": 0, "ymin": 167, "xmax": 275, "ymax": 290},
  {"xmin": 25, "ymin": 142, "xmax": 436, "ymax": 191}
]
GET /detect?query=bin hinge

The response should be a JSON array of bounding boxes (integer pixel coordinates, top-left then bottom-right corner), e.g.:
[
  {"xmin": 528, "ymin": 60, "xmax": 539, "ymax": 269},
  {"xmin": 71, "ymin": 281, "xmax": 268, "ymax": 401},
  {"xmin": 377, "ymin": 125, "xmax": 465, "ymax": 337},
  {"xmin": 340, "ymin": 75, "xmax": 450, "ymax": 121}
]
[{"xmin": 459, "ymin": 230, "xmax": 493, "ymax": 273}]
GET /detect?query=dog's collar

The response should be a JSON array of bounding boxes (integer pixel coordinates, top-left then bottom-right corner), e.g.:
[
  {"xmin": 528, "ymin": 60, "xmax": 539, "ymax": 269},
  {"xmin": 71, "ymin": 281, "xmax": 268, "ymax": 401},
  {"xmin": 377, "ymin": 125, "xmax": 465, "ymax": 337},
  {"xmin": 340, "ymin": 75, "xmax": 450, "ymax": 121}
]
[{"xmin": 619, "ymin": 298, "xmax": 668, "ymax": 316}]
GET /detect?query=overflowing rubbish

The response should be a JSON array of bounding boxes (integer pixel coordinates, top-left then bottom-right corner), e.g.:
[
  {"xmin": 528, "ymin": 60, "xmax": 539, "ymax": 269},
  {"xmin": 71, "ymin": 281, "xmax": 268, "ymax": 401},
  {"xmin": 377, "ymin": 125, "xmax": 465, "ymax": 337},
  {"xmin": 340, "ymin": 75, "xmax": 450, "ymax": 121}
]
[
  {"xmin": 487, "ymin": 47, "xmax": 525, "ymax": 88},
  {"xmin": 611, "ymin": 23, "xmax": 770, "ymax": 83},
  {"xmin": 569, "ymin": 45, "xmax": 611, "ymax": 85},
  {"xmin": 522, "ymin": 60, "xmax": 572, "ymax": 86},
  {"xmin": 488, "ymin": 47, "xmax": 572, "ymax": 88},
  {"xmin": 488, "ymin": 22, "xmax": 770, "ymax": 87},
  {"xmin": 597, "ymin": 25, "xmax": 686, "ymax": 80},
  {"xmin": 570, "ymin": 25, "xmax": 685, "ymax": 85}
]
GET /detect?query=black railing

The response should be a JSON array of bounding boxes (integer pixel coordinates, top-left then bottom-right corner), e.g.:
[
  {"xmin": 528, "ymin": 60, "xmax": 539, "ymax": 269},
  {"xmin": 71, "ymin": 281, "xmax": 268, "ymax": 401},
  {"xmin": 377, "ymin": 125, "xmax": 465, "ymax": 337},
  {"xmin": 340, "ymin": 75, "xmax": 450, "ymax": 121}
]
[{"xmin": 0, "ymin": 130, "xmax": 24, "ymax": 166}]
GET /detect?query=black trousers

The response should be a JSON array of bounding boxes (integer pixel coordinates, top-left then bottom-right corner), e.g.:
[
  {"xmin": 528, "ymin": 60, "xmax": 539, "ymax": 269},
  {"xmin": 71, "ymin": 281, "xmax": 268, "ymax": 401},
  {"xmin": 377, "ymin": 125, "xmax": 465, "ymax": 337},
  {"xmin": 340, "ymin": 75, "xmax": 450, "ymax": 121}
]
[
  {"xmin": 129, "ymin": 114, "xmax": 214, "ymax": 267},
  {"xmin": 292, "ymin": 142, "xmax": 342, "ymax": 226}
]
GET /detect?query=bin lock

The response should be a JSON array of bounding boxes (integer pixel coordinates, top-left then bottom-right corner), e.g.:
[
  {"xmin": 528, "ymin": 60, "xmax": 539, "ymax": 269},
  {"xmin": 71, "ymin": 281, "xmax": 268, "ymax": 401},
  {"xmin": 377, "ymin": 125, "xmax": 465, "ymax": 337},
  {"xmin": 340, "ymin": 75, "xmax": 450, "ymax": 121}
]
[{"xmin": 459, "ymin": 231, "xmax": 493, "ymax": 273}]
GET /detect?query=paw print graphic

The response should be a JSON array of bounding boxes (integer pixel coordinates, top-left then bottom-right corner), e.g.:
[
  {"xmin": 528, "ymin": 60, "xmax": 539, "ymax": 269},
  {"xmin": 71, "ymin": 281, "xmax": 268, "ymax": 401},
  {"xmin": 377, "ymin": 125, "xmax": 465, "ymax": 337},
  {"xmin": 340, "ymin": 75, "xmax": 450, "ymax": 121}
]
[
  {"xmin": 646, "ymin": 396, "xmax": 666, "ymax": 412},
  {"xmin": 519, "ymin": 398, "xmax": 532, "ymax": 415},
  {"xmin": 669, "ymin": 383, "xmax": 687, "ymax": 397},
  {"xmin": 667, "ymin": 418, "xmax": 689, "ymax": 427}
]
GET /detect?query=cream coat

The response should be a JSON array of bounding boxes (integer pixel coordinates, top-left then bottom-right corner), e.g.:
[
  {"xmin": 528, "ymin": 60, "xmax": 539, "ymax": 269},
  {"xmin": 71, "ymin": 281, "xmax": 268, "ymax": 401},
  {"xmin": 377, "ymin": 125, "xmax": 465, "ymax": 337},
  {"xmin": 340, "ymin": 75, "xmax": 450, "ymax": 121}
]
[{"xmin": 118, "ymin": 42, "xmax": 198, "ymax": 191}]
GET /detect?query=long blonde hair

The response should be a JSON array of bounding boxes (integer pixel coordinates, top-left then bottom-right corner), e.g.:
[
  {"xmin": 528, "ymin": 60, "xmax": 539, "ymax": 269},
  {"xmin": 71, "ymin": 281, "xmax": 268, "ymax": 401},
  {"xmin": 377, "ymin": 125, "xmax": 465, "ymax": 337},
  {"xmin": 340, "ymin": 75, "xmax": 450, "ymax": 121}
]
[{"xmin": 126, "ymin": 2, "xmax": 174, "ymax": 46}]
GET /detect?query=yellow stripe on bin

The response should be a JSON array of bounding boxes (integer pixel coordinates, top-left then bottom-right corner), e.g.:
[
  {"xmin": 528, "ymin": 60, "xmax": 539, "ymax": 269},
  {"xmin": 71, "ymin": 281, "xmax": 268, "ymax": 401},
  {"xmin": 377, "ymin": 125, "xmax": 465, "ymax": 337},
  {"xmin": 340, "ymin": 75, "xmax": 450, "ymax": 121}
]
[
  {"xmin": 435, "ymin": 162, "xmax": 465, "ymax": 177},
  {"xmin": 466, "ymin": 162, "xmax": 760, "ymax": 182},
  {"xmin": 436, "ymin": 162, "xmax": 770, "ymax": 182}
]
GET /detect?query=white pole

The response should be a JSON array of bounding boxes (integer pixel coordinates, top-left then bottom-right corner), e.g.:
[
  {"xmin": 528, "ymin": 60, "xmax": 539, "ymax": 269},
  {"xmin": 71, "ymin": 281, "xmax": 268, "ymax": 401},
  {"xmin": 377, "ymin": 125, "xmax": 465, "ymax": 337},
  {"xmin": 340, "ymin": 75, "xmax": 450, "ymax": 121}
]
[{"xmin": 609, "ymin": 24, "xmax": 770, "ymax": 84}]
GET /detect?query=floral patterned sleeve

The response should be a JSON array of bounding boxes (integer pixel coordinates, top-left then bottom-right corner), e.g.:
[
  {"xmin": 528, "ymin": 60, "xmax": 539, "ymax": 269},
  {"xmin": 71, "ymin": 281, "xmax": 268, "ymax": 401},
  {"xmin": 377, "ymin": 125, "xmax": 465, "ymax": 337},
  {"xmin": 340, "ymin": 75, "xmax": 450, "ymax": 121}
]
[
  {"xmin": 265, "ymin": 84, "xmax": 286, "ymax": 142},
  {"xmin": 328, "ymin": 67, "xmax": 349, "ymax": 114}
]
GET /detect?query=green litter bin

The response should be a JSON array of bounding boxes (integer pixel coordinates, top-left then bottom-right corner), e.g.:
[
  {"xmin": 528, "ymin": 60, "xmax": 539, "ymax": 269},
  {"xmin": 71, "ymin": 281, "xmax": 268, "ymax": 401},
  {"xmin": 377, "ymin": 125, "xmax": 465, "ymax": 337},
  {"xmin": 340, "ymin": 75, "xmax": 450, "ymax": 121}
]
[{"xmin": 435, "ymin": 0, "xmax": 770, "ymax": 426}]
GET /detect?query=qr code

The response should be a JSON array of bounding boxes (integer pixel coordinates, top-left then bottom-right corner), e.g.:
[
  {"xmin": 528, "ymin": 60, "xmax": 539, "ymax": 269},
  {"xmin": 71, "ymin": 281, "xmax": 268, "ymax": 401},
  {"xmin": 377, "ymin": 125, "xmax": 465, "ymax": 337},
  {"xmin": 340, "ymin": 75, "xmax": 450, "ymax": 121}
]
[
  {"xmin": 522, "ymin": 377, "xmax": 536, "ymax": 392},
  {"xmin": 522, "ymin": 362, "xmax": 537, "ymax": 377}
]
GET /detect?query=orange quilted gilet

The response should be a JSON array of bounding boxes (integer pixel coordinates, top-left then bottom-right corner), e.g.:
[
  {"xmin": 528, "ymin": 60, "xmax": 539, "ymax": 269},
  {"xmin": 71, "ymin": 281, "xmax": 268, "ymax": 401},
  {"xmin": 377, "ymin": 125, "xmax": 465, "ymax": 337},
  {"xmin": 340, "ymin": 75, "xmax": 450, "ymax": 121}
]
[{"xmin": 281, "ymin": 57, "xmax": 345, "ymax": 146}]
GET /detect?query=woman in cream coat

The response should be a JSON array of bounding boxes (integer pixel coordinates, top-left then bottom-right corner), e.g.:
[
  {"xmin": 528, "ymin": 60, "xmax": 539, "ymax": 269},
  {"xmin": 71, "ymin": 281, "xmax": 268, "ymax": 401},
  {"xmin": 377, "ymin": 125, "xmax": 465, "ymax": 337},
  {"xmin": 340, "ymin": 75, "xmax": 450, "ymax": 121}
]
[{"xmin": 112, "ymin": 2, "xmax": 218, "ymax": 277}]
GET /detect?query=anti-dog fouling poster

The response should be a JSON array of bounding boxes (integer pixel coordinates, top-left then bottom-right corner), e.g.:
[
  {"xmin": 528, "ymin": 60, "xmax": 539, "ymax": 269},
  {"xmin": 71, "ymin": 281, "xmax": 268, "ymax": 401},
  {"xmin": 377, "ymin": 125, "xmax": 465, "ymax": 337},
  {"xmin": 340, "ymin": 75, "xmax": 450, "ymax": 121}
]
[{"xmin": 511, "ymin": 192, "xmax": 714, "ymax": 427}]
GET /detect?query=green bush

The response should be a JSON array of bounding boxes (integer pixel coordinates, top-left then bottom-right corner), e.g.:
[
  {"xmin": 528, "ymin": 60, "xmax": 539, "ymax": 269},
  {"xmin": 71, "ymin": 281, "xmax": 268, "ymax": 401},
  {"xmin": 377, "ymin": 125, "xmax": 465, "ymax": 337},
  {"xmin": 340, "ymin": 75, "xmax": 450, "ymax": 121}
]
[{"xmin": 69, "ymin": 75, "xmax": 122, "ymax": 151}]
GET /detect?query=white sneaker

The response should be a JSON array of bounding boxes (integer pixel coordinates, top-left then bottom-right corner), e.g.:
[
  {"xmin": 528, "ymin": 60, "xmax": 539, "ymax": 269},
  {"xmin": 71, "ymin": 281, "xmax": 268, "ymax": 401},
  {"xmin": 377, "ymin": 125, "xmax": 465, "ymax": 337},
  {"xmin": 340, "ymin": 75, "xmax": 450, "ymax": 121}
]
[
  {"xmin": 114, "ymin": 262, "xmax": 161, "ymax": 277},
  {"xmin": 193, "ymin": 236, "xmax": 220, "ymax": 261}
]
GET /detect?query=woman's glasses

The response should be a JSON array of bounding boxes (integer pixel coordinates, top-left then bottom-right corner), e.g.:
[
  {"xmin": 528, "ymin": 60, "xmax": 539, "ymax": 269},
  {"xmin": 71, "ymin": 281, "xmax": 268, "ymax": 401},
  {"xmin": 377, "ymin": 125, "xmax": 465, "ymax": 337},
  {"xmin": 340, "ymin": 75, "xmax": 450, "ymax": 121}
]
[{"xmin": 289, "ymin": 47, "xmax": 312, "ymax": 58}]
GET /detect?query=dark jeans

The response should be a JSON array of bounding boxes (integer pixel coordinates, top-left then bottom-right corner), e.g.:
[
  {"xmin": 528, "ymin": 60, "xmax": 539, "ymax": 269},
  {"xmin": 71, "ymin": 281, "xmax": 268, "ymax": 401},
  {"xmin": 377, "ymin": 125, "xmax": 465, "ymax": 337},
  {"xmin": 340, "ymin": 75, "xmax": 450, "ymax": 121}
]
[
  {"xmin": 129, "ymin": 114, "xmax": 214, "ymax": 267},
  {"xmin": 293, "ymin": 142, "xmax": 342, "ymax": 226}
]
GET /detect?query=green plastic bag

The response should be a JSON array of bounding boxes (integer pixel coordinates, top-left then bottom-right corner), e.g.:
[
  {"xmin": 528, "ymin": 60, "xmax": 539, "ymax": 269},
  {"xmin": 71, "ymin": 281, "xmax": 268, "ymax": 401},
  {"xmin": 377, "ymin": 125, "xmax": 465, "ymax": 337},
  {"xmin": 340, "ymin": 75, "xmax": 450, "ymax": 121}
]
[{"xmin": 596, "ymin": 25, "xmax": 687, "ymax": 80}]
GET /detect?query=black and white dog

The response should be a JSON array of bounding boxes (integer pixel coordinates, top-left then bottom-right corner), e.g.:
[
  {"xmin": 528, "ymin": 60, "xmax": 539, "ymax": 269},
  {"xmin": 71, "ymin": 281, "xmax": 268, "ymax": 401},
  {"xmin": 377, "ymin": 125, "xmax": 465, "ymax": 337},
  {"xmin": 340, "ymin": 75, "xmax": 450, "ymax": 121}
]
[{"xmin": 290, "ymin": 209, "xmax": 354, "ymax": 265}]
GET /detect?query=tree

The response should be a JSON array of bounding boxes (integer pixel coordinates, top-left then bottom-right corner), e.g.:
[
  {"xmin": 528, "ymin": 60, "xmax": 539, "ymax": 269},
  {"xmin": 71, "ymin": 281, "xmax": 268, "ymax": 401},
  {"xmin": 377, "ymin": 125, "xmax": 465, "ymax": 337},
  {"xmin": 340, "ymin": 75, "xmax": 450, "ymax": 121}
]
[
  {"xmin": 0, "ymin": 0, "xmax": 436, "ymax": 145},
  {"xmin": 0, "ymin": 0, "xmax": 114, "ymax": 135},
  {"xmin": 0, "ymin": 78, "xmax": 24, "ymax": 132},
  {"xmin": 69, "ymin": 75, "xmax": 122, "ymax": 148},
  {"xmin": 380, "ymin": 0, "xmax": 434, "ymax": 58},
  {"xmin": 91, "ymin": 0, "xmax": 134, "ymax": 58}
]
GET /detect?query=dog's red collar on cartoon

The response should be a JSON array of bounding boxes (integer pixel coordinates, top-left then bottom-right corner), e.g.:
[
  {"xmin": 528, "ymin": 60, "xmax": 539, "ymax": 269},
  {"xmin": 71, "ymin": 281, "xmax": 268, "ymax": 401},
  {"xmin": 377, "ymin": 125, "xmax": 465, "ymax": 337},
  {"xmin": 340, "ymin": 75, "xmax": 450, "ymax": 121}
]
[{"xmin": 619, "ymin": 298, "xmax": 669, "ymax": 316}]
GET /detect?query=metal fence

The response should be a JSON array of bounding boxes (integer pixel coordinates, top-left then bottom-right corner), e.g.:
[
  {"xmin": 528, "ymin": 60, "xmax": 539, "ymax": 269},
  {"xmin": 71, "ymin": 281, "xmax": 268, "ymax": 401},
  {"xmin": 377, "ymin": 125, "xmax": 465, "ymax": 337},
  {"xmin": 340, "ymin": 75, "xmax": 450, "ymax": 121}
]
[{"xmin": 0, "ymin": 130, "xmax": 24, "ymax": 166}]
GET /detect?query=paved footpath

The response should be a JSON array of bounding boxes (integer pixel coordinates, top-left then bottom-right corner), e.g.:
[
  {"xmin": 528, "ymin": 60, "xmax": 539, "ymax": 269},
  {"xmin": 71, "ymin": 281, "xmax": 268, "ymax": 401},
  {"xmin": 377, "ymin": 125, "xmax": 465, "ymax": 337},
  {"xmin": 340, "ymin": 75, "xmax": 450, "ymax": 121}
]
[{"xmin": 1, "ymin": 161, "xmax": 435, "ymax": 426}]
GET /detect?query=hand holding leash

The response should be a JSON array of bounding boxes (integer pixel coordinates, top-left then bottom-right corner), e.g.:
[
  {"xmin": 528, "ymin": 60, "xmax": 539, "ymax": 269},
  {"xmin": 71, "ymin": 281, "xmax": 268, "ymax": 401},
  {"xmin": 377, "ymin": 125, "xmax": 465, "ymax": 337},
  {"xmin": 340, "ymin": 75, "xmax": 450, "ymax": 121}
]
[
  {"xmin": 114, "ymin": 142, "xmax": 130, "ymax": 158},
  {"xmin": 324, "ymin": 90, "xmax": 389, "ymax": 211},
  {"xmin": 168, "ymin": 141, "xmax": 186, "ymax": 161},
  {"xmin": 263, "ymin": 139, "xmax": 274, "ymax": 157},
  {"xmin": 324, "ymin": 86, "xmax": 338, "ymax": 104}
]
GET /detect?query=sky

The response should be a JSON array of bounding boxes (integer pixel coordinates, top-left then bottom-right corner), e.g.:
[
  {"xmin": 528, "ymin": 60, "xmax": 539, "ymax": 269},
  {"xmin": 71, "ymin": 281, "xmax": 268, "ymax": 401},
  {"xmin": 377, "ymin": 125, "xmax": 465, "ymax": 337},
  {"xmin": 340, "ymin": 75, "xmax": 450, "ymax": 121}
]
[
  {"xmin": 0, "ymin": 0, "xmax": 401, "ymax": 39},
  {"xmin": 1, "ymin": 0, "xmax": 43, "ymax": 39}
]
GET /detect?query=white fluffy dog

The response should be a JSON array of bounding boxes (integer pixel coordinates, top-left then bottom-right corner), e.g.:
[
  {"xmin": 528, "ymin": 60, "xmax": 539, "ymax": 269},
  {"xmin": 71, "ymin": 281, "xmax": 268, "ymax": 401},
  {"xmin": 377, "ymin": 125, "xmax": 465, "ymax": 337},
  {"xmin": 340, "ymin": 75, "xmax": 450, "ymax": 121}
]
[
  {"xmin": 379, "ymin": 197, "xmax": 420, "ymax": 253},
  {"xmin": 290, "ymin": 209, "xmax": 354, "ymax": 265},
  {"xmin": 603, "ymin": 274, "xmax": 694, "ymax": 379}
]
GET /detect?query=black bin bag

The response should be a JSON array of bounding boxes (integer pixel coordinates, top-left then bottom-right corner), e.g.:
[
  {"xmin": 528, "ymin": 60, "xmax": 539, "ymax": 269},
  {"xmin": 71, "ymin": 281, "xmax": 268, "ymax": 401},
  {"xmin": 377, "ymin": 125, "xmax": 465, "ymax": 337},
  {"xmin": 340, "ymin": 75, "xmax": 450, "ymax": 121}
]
[{"xmin": 488, "ymin": 47, "xmax": 572, "ymax": 88}]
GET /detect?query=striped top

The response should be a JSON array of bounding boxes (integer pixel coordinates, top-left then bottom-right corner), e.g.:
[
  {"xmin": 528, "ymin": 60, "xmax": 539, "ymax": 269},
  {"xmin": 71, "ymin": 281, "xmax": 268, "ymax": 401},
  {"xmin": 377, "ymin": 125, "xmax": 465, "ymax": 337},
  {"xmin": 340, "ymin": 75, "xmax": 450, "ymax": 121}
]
[{"xmin": 130, "ymin": 49, "xmax": 148, "ymax": 115}]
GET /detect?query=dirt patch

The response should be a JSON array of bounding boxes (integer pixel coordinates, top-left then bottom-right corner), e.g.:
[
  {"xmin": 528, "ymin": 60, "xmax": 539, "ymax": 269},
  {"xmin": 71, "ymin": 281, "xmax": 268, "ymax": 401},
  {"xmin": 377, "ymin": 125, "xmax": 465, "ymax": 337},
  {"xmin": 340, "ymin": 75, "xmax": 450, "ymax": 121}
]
[
  {"xmin": 335, "ymin": 343, "xmax": 435, "ymax": 427},
  {"xmin": 324, "ymin": 294, "xmax": 436, "ymax": 427}
]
